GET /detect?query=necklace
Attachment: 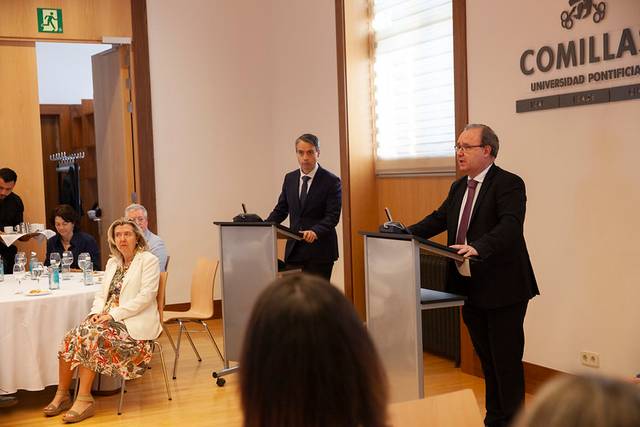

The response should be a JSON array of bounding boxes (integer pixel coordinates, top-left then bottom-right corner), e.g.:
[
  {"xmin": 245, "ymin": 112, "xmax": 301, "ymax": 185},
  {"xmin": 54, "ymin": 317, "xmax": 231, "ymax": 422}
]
[{"xmin": 122, "ymin": 250, "xmax": 138, "ymax": 272}]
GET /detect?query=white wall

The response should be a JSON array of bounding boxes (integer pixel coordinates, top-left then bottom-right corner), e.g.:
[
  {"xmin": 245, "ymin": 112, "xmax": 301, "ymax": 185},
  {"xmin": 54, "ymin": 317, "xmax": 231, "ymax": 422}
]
[
  {"xmin": 146, "ymin": 0, "xmax": 342, "ymax": 304},
  {"xmin": 36, "ymin": 42, "xmax": 111, "ymax": 104},
  {"xmin": 467, "ymin": 0, "xmax": 640, "ymax": 376}
]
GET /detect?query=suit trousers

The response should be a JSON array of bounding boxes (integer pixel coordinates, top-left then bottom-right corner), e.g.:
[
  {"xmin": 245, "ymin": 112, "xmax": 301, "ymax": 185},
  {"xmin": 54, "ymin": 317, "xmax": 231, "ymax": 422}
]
[
  {"xmin": 462, "ymin": 301, "xmax": 528, "ymax": 427},
  {"xmin": 286, "ymin": 261, "xmax": 334, "ymax": 282}
]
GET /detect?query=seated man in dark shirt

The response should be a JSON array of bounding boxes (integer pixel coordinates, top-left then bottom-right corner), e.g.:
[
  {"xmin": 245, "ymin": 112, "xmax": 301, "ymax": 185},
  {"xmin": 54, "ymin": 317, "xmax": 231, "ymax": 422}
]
[
  {"xmin": 45, "ymin": 205, "xmax": 101, "ymax": 270},
  {"xmin": 0, "ymin": 168, "xmax": 24, "ymax": 273}
]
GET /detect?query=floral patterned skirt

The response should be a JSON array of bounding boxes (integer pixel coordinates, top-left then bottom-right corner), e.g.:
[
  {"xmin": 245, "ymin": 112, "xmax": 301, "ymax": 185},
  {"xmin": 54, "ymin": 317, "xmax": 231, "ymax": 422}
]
[{"xmin": 59, "ymin": 317, "xmax": 154, "ymax": 380}]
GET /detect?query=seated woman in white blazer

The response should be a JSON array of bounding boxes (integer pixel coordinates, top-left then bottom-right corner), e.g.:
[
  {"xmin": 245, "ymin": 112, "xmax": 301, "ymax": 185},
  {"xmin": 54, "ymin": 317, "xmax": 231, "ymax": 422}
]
[{"xmin": 43, "ymin": 218, "xmax": 162, "ymax": 423}]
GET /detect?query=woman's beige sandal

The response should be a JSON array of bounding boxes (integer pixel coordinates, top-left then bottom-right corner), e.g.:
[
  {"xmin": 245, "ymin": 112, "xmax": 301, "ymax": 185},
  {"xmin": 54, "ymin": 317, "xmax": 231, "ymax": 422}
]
[
  {"xmin": 43, "ymin": 390, "xmax": 72, "ymax": 416},
  {"xmin": 62, "ymin": 395, "xmax": 95, "ymax": 423}
]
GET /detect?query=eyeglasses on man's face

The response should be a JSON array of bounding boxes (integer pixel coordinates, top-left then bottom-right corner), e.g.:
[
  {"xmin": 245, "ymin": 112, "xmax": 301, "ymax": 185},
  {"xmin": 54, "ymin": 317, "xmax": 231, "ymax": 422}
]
[{"xmin": 454, "ymin": 144, "xmax": 485, "ymax": 153}]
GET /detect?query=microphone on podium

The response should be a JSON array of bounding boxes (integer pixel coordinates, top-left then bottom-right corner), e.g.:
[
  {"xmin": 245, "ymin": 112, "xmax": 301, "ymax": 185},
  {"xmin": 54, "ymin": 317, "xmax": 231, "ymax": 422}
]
[
  {"xmin": 379, "ymin": 207, "xmax": 408, "ymax": 234},
  {"xmin": 233, "ymin": 203, "xmax": 263, "ymax": 223}
]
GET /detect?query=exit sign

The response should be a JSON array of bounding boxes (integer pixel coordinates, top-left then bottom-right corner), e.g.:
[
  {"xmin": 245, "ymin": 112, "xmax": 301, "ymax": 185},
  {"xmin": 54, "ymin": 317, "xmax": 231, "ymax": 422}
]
[{"xmin": 37, "ymin": 8, "xmax": 63, "ymax": 33}]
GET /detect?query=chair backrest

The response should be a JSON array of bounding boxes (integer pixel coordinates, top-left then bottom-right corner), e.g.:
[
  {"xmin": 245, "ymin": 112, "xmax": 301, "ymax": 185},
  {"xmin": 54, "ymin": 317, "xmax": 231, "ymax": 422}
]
[
  {"xmin": 189, "ymin": 257, "xmax": 219, "ymax": 318},
  {"xmin": 157, "ymin": 272, "xmax": 168, "ymax": 323}
]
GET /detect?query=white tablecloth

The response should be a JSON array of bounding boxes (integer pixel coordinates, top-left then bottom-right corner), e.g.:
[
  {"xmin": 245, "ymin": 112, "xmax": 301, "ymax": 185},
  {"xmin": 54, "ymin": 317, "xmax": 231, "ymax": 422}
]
[
  {"xmin": 0, "ymin": 273, "xmax": 101, "ymax": 393},
  {"xmin": 0, "ymin": 229, "xmax": 56, "ymax": 246}
]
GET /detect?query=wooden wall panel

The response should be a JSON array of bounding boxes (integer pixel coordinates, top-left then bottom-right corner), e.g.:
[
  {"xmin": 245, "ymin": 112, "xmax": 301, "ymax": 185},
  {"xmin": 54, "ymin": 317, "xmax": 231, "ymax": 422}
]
[
  {"xmin": 377, "ymin": 176, "xmax": 454, "ymax": 245},
  {"xmin": 130, "ymin": 0, "xmax": 158, "ymax": 232},
  {"xmin": 337, "ymin": 0, "xmax": 380, "ymax": 318},
  {"xmin": 0, "ymin": 41, "xmax": 47, "ymax": 258},
  {"xmin": 0, "ymin": 0, "xmax": 131, "ymax": 42}
]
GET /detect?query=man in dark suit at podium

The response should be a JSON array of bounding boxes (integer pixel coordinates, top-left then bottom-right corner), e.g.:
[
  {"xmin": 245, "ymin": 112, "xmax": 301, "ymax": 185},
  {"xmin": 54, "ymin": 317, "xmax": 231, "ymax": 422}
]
[
  {"xmin": 266, "ymin": 133, "xmax": 342, "ymax": 281},
  {"xmin": 408, "ymin": 124, "xmax": 539, "ymax": 427}
]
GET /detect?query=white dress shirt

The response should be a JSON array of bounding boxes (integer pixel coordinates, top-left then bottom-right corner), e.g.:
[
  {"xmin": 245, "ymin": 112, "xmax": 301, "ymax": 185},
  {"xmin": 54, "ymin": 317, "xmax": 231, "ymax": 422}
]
[
  {"xmin": 456, "ymin": 163, "xmax": 493, "ymax": 276},
  {"xmin": 298, "ymin": 162, "xmax": 319, "ymax": 196}
]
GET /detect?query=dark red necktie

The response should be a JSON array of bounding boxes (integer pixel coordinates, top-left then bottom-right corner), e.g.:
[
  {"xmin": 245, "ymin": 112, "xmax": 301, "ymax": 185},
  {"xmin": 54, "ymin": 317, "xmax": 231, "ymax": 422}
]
[{"xmin": 456, "ymin": 179, "xmax": 478, "ymax": 245}]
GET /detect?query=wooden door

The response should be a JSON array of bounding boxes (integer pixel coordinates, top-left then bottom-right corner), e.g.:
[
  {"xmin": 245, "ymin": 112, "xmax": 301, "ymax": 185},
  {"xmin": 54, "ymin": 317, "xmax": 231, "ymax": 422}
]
[
  {"xmin": 40, "ymin": 102, "xmax": 102, "ymax": 252},
  {"xmin": 92, "ymin": 45, "xmax": 136, "ymax": 266},
  {"xmin": 0, "ymin": 41, "xmax": 47, "ymax": 259}
]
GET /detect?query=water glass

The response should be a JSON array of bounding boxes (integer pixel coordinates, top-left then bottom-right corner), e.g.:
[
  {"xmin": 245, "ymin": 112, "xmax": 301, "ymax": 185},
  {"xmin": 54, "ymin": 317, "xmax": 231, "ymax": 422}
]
[
  {"xmin": 61, "ymin": 251, "xmax": 73, "ymax": 280},
  {"xmin": 78, "ymin": 252, "xmax": 91, "ymax": 271},
  {"xmin": 31, "ymin": 262, "xmax": 44, "ymax": 289},
  {"xmin": 13, "ymin": 263, "xmax": 25, "ymax": 294},
  {"xmin": 15, "ymin": 252, "xmax": 26, "ymax": 268},
  {"xmin": 50, "ymin": 252, "xmax": 61, "ymax": 269},
  {"xmin": 78, "ymin": 252, "xmax": 93, "ymax": 285},
  {"xmin": 48, "ymin": 266, "xmax": 60, "ymax": 290}
]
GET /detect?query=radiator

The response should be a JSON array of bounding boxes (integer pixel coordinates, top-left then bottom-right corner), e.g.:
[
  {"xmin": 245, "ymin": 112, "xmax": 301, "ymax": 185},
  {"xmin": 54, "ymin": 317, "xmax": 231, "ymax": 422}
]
[{"xmin": 420, "ymin": 254, "xmax": 461, "ymax": 365}]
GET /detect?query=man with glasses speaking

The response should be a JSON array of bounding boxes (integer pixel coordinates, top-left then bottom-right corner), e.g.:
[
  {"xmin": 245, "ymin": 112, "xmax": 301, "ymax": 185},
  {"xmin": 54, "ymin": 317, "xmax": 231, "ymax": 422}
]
[
  {"xmin": 124, "ymin": 204, "xmax": 169, "ymax": 272},
  {"xmin": 408, "ymin": 124, "xmax": 539, "ymax": 427}
]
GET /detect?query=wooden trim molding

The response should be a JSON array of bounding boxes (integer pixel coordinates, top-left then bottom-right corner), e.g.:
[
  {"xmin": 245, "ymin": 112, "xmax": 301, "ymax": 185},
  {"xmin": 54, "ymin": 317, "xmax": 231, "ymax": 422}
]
[
  {"xmin": 457, "ymin": 339, "xmax": 566, "ymax": 395},
  {"xmin": 524, "ymin": 362, "xmax": 566, "ymax": 395},
  {"xmin": 335, "ymin": 0, "xmax": 379, "ymax": 319},
  {"xmin": 130, "ymin": 0, "xmax": 158, "ymax": 232},
  {"xmin": 335, "ymin": 0, "xmax": 355, "ymax": 306},
  {"xmin": 453, "ymin": 0, "xmax": 469, "ymax": 139}
]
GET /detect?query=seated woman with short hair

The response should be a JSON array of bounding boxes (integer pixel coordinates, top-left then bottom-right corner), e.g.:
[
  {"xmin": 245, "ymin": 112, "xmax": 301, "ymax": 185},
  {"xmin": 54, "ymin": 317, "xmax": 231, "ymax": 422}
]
[
  {"xmin": 45, "ymin": 204, "xmax": 101, "ymax": 270},
  {"xmin": 43, "ymin": 218, "xmax": 162, "ymax": 423},
  {"xmin": 240, "ymin": 274, "xmax": 389, "ymax": 427}
]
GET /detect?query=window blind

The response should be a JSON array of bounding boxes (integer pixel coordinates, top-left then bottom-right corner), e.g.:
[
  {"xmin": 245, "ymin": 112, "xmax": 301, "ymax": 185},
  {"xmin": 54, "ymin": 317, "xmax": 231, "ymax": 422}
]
[{"xmin": 372, "ymin": 0, "xmax": 455, "ymax": 175}]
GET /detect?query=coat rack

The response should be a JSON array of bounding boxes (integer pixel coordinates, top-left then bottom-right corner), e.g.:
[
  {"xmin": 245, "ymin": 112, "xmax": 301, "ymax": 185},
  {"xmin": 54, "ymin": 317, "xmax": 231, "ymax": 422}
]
[
  {"xmin": 50, "ymin": 151, "xmax": 85, "ymax": 173},
  {"xmin": 49, "ymin": 151, "xmax": 85, "ymax": 215}
]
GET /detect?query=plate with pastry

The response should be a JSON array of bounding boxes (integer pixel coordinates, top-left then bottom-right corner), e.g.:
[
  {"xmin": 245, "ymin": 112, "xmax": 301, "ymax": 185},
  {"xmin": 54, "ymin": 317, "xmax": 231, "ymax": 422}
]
[{"xmin": 25, "ymin": 289, "xmax": 51, "ymax": 296}]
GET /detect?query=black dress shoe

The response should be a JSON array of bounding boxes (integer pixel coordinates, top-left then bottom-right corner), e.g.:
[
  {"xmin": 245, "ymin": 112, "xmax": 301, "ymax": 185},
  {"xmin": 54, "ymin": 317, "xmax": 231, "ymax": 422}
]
[{"xmin": 0, "ymin": 395, "xmax": 18, "ymax": 408}]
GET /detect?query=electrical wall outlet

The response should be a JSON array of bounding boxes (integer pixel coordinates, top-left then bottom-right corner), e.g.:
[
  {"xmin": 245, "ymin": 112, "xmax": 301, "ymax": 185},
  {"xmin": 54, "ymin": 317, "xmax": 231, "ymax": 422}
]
[{"xmin": 580, "ymin": 351, "xmax": 600, "ymax": 368}]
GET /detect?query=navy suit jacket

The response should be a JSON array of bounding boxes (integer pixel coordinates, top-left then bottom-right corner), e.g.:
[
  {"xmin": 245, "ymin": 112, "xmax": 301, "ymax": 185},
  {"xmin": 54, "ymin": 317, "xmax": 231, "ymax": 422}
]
[
  {"xmin": 409, "ymin": 164, "xmax": 539, "ymax": 309},
  {"xmin": 267, "ymin": 165, "xmax": 342, "ymax": 263}
]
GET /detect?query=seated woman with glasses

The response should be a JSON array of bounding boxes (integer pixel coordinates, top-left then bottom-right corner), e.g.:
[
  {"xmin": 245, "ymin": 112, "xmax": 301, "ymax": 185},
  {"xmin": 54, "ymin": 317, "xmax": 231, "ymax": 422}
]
[
  {"xmin": 43, "ymin": 218, "xmax": 162, "ymax": 423},
  {"xmin": 45, "ymin": 204, "xmax": 101, "ymax": 270},
  {"xmin": 240, "ymin": 274, "xmax": 389, "ymax": 427}
]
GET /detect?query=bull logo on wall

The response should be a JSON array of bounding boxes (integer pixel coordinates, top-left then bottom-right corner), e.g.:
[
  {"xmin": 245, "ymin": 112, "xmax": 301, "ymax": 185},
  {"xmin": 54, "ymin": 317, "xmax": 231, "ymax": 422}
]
[{"xmin": 561, "ymin": 0, "xmax": 607, "ymax": 29}]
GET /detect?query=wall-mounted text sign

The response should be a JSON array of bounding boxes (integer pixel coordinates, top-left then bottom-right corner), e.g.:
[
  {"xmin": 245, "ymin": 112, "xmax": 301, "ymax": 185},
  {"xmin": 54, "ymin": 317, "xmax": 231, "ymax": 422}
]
[{"xmin": 516, "ymin": 1, "xmax": 640, "ymax": 112}]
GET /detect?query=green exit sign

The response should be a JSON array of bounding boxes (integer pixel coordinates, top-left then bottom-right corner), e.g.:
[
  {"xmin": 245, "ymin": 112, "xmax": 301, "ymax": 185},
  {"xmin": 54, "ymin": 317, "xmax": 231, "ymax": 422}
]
[{"xmin": 37, "ymin": 8, "xmax": 63, "ymax": 33}]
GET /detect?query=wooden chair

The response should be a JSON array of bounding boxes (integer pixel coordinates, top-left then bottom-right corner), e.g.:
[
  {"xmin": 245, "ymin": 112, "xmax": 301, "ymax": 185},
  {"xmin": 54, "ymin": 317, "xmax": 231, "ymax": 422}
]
[
  {"xmin": 117, "ymin": 271, "xmax": 172, "ymax": 414},
  {"xmin": 163, "ymin": 258, "xmax": 224, "ymax": 379}
]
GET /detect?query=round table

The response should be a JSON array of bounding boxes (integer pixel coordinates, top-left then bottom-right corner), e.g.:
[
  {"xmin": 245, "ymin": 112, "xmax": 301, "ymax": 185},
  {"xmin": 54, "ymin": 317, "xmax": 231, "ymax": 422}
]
[{"xmin": 0, "ymin": 272, "xmax": 101, "ymax": 393}]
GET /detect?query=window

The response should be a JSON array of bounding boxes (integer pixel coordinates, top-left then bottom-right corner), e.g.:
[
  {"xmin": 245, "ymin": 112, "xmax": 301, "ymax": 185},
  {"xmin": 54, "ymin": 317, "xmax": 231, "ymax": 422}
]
[{"xmin": 372, "ymin": 0, "xmax": 456, "ymax": 175}]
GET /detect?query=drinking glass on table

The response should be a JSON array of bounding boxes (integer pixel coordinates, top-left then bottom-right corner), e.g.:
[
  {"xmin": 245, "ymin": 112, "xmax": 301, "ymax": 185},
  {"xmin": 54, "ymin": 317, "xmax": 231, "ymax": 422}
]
[
  {"xmin": 77, "ymin": 252, "xmax": 91, "ymax": 271},
  {"xmin": 78, "ymin": 253, "xmax": 93, "ymax": 285},
  {"xmin": 15, "ymin": 252, "xmax": 26, "ymax": 268},
  {"xmin": 31, "ymin": 261, "xmax": 44, "ymax": 289},
  {"xmin": 50, "ymin": 252, "xmax": 61, "ymax": 269},
  {"xmin": 61, "ymin": 251, "xmax": 73, "ymax": 280},
  {"xmin": 13, "ymin": 263, "xmax": 25, "ymax": 294}
]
